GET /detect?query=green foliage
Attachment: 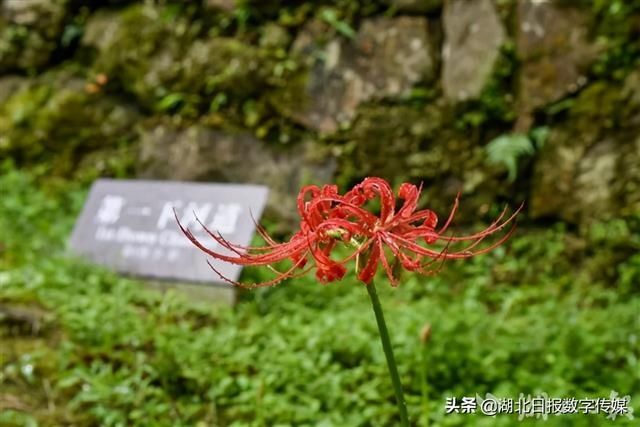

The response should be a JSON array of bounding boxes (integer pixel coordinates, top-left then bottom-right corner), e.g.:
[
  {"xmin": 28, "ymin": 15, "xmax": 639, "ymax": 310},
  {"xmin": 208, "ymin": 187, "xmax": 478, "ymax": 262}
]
[
  {"xmin": 320, "ymin": 8, "xmax": 356, "ymax": 39},
  {"xmin": 90, "ymin": 3, "xmax": 296, "ymax": 119},
  {"xmin": 485, "ymin": 127, "xmax": 549, "ymax": 182},
  {"xmin": 485, "ymin": 134, "xmax": 533, "ymax": 182},
  {"xmin": 0, "ymin": 0, "xmax": 67, "ymax": 73},
  {"xmin": 591, "ymin": 0, "xmax": 640, "ymax": 80},
  {"xmin": 156, "ymin": 93, "xmax": 185, "ymax": 113},
  {"xmin": 618, "ymin": 253, "xmax": 640, "ymax": 294},
  {"xmin": 0, "ymin": 76, "xmax": 139, "ymax": 182},
  {"xmin": 484, "ymin": 134, "xmax": 530, "ymax": 183},
  {"xmin": 1, "ymin": 165, "xmax": 638, "ymax": 426}
]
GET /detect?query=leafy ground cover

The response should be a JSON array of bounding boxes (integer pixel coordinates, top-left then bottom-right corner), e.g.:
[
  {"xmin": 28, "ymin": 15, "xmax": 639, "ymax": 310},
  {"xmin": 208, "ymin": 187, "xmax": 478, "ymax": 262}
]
[{"xmin": 0, "ymin": 163, "xmax": 638, "ymax": 426}]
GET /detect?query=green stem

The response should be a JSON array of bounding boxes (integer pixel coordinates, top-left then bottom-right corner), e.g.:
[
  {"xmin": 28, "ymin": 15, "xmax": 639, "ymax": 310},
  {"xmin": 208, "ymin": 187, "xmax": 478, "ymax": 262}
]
[
  {"xmin": 365, "ymin": 280, "xmax": 410, "ymax": 426},
  {"xmin": 420, "ymin": 344, "xmax": 429, "ymax": 427}
]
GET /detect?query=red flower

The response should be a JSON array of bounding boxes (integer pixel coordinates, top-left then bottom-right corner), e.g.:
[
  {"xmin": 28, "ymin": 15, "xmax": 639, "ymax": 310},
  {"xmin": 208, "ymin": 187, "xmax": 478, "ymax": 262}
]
[{"xmin": 176, "ymin": 177, "xmax": 522, "ymax": 288}]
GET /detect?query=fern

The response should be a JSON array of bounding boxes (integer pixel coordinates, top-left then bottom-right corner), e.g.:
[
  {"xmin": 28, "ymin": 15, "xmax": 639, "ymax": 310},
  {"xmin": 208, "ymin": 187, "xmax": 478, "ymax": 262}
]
[{"xmin": 485, "ymin": 133, "xmax": 535, "ymax": 182}]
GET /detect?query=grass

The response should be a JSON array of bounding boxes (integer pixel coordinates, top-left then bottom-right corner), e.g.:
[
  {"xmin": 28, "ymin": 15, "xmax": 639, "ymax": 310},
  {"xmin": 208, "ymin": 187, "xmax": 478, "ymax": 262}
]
[{"xmin": 0, "ymin": 162, "xmax": 638, "ymax": 426}]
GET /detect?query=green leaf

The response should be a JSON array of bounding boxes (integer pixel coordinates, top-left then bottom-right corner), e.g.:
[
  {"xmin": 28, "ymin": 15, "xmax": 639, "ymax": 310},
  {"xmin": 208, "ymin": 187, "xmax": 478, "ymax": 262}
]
[
  {"xmin": 530, "ymin": 126, "xmax": 550, "ymax": 148},
  {"xmin": 485, "ymin": 133, "xmax": 535, "ymax": 182},
  {"xmin": 156, "ymin": 93, "xmax": 184, "ymax": 112},
  {"xmin": 320, "ymin": 9, "xmax": 356, "ymax": 39}
]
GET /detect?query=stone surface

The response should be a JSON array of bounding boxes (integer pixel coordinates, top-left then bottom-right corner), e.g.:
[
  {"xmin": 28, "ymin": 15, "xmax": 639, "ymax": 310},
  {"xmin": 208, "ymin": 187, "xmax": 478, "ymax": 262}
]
[
  {"xmin": 2, "ymin": 0, "xmax": 63, "ymax": 25},
  {"xmin": 204, "ymin": 0, "xmax": 282, "ymax": 14},
  {"xmin": 441, "ymin": 0, "xmax": 505, "ymax": 102},
  {"xmin": 69, "ymin": 179, "xmax": 268, "ymax": 285},
  {"xmin": 290, "ymin": 19, "xmax": 332, "ymax": 55},
  {"xmin": 0, "ymin": 0, "xmax": 68, "ymax": 72},
  {"xmin": 138, "ymin": 122, "xmax": 336, "ymax": 222},
  {"xmin": 0, "ymin": 75, "xmax": 26, "ymax": 104},
  {"xmin": 517, "ymin": 0, "xmax": 598, "ymax": 112},
  {"xmin": 335, "ymin": 102, "xmax": 509, "ymax": 222},
  {"xmin": 531, "ymin": 73, "xmax": 640, "ymax": 224},
  {"xmin": 385, "ymin": 0, "xmax": 442, "ymax": 13},
  {"xmin": 89, "ymin": 4, "xmax": 275, "ymax": 111},
  {"xmin": 260, "ymin": 23, "xmax": 291, "ymax": 49},
  {"xmin": 281, "ymin": 16, "xmax": 434, "ymax": 133},
  {"xmin": 0, "ymin": 72, "xmax": 139, "ymax": 178},
  {"xmin": 82, "ymin": 9, "xmax": 122, "ymax": 52},
  {"xmin": 204, "ymin": 0, "xmax": 237, "ymax": 13},
  {"xmin": 338, "ymin": 104, "xmax": 444, "ymax": 183}
]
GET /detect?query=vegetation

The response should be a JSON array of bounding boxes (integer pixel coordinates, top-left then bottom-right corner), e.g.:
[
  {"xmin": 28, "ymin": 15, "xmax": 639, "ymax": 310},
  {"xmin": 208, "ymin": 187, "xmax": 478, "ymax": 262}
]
[
  {"xmin": 1, "ymin": 1, "xmax": 639, "ymax": 425},
  {"xmin": 1, "ymin": 163, "xmax": 638, "ymax": 426},
  {"xmin": 484, "ymin": 127, "xmax": 547, "ymax": 182}
]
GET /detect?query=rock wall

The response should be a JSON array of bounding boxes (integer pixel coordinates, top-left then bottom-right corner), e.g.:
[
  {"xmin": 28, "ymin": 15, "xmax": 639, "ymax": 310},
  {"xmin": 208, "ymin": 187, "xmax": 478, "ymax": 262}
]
[{"xmin": 1, "ymin": 0, "xmax": 638, "ymax": 227}]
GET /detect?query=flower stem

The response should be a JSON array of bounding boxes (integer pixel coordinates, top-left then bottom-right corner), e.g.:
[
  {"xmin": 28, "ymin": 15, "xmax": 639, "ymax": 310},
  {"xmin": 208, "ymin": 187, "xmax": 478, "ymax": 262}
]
[
  {"xmin": 420, "ymin": 343, "xmax": 430, "ymax": 427},
  {"xmin": 365, "ymin": 280, "xmax": 410, "ymax": 426}
]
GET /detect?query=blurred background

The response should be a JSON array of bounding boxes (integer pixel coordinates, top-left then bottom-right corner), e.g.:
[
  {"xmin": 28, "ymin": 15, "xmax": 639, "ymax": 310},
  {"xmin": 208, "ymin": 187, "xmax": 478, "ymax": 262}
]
[{"xmin": 0, "ymin": 0, "xmax": 639, "ymax": 426}]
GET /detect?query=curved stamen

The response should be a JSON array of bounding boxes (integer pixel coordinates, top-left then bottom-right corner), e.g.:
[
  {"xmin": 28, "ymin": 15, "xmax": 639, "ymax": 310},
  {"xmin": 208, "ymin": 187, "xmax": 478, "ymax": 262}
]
[
  {"xmin": 377, "ymin": 239, "xmax": 399, "ymax": 287},
  {"xmin": 438, "ymin": 192, "xmax": 460, "ymax": 234},
  {"xmin": 206, "ymin": 258, "xmax": 307, "ymax": 289},
  {"xmin": 179, "ymin": 219, "xmax": 312, "ymax": 265},
  {"xmin": 392, "ymin": 221, "xmax": 517, "ymax": 259}
]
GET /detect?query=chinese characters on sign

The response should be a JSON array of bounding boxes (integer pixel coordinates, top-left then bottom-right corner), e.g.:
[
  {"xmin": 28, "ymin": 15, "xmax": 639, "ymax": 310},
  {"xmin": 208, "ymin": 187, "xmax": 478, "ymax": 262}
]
[
  {"xmin": 69, "ymin": 179, "xmax": 269, "ymax": 285},
  {"xmin": 444, "ymin": 391, "xmax": 633, "ymax": 421},
  {"xmin": 94, "ymin": 198, "xmax": 242, "ymax": 262}
]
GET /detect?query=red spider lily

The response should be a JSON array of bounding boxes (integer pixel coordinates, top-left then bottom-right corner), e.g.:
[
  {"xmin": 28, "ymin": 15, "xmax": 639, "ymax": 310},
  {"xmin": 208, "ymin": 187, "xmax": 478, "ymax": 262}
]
[{"xmin": 176, "ymin": 177, "xmax": 522, "ymax": 288}]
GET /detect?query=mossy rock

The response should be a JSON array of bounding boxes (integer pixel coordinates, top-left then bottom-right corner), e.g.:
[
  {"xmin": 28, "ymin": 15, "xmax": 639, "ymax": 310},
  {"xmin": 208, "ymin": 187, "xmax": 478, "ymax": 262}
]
[
  {"xmin": 137, "ymin": 118, "xmax": 336, "ymax": 225},
  {"xmin": 87, "ymin": 4, "xmax": 197, "ymax": 107},
  {"xmin": 516, "ymin": 0, "xmax": 599, "ymax": 113},
  {"xmin": 204, "ymin": 0, "xmax": 289, "ymax": 14},
  {"xmin": 441, "ymin": 0, "xmax": 506, "ymax": 103},
  {"xmin": 0, "ymin": 71, "xmax": 139, "ymax": 180},
  {"xmin": 274, "ymin": 16, "xmax": 435, "ymax": 134},
  {"xmin": 88, "ymin": 3, "xmax": 278, "ymax": 114},
  {"xmin": 384, "ymin": 0, "xmax": 442, "ymax": 14},
  {"xmin": 0, "ymin": 0, "xmax": 69, "ymax": 72},
  {"xmin": 0, "ymin": 75, "xmax": 27, "ymax": 107},
  {"xmin": 334, "ymin": 102, "xmax": 511, "ymax": 222},
  {"xmin": 335, "ymin": 104, "xmax": 441, "ymax": 185},
  {"xmin": 531, "ymin": 72, "xmax": 640, "ymax": 224}
]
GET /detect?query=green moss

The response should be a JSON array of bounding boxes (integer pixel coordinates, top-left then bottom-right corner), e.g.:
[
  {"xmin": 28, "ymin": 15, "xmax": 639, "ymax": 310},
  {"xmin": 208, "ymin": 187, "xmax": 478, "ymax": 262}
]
[
  {"xmin": 531, "ymin": 74, "xmax": 640, "ymax": 223},
  {"xmin": 567, "ymin": 78, "xmax": 635, "ymax": 137},
  {"xmin": 543, "ymin": 78, "xmax": 632, "ymax": 144},
  {"xmin": 333, "ymin": 104, "xmax": 436, "ymax": 187},
  {"xmin": 0, "ymin": 0, "xmax": 69, "ymax": 72},
  {"xmin": 90, "ymin": 3, "xmax": 285, "ymax": 117},
  {"xmin": 579, "ymin": 216, "xmax": 640, "ymax": 284},
  {"xmin": 0, "ymin": 74, "xmax": 139, "ymax": 181},
  {"xmin": 330, "ymin": 102, "xmax": 509, "ymax": 222},
  {"xmin": 266, "ymin": 70, "xmax": 310, "ymax": 118},
  {"xmin": 590, "ymin": 0, "xmax": 640, "ymax": 80},
  {"xmin": 89, "ymin": 4, "xmax": 196, "ymax": 106}
]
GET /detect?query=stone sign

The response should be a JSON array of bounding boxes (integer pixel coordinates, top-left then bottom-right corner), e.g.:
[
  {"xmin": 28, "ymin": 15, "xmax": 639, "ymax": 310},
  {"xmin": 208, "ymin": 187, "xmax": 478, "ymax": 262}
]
[{"xmin": 69, "ymin": 179, "xmax": 269, "ymax": 285}]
